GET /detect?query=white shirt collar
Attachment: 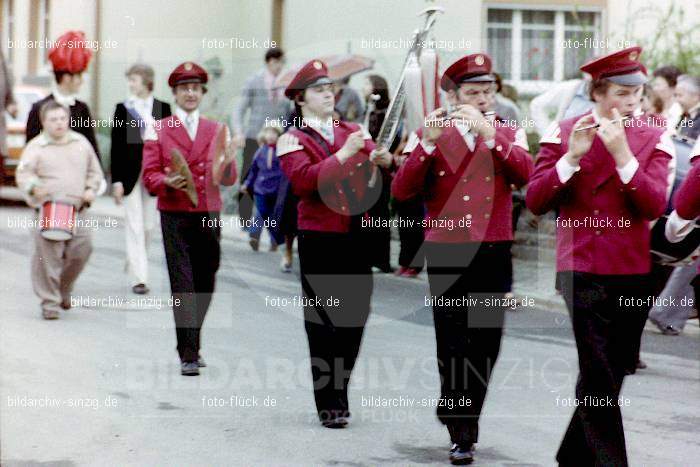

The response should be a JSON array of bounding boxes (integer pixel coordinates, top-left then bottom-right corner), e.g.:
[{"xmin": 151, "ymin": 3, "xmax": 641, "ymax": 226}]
[
  {"xmin": 52, "ymin": 86, "xmax": 77, "ymax": 107},
  {"xmin": 175, "ymin": 106, "xmax": 199, "ymax": 140},
  {"xmin": 175, "ymin": 105, "xmax": 198, "ymax": 122},
  {"xmin": 303, "ymin": 115, "xmax": 335, "ymax": 143},
  {"xmin": 127, "ymin": 93, "xmax": 153, "ymax": 108}
]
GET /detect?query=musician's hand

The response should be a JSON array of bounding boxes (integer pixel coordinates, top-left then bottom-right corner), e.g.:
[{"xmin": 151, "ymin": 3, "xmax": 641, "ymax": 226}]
[
  {"xmin": 221, "ymin": 138, "xmax": 237, "ymax": 167},
  {"xmin": 112, "ymin": 183, "xmax": 124, "ymax": 205},
  {"xmin": 31, "ymin": 185, "xmax": 49, "ymax": 199},
  {"xmin": 566, "ymin": 114, "xmax": 597, "ymax": 165},
  {"xmin": 598, "ymin": 108, "xmax": 632, "ymax": 167},
  {"xmin": 240, "ymin": 184, "xmax": 248, "ymax": 195},
  {"xmin": 164, "ymin": 173, "xmax": 187, "ymax": 190},
  {"xmin": 370, "ymin": 147, "xmax": 393, "ymax": 169},
  {"xmin": 424, "ymin": 108, "xmax": 447, "ymax": 143},
  {"xmin": 338, "ymin": 131, "xmax": 365, "ymax": 162},
  {"xmin": 452, "ymin": 105, "xmax": 495, "ymax": 139},
  {"xmin": 82, "ymin": 189, "xmax": 96, "ymax": 205}
]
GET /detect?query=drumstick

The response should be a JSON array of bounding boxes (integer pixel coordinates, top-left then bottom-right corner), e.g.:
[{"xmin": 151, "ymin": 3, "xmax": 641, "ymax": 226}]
[{"xmin": 575, "ymin": 116, "xmax": 630, "ymax": 132}]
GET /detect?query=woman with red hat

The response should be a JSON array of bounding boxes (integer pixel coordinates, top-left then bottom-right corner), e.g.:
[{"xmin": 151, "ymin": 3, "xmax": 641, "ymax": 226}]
[
  {"xmin": 26, "ymin": 31, "xmax": 100, "ymax": 160},
  {"xmin": 277, "ymin": 59, "xmax": 392, "ymax": 428},
  {"xmin": 527, "ymin": 46, "xmax": 674, "ymax": 466}
]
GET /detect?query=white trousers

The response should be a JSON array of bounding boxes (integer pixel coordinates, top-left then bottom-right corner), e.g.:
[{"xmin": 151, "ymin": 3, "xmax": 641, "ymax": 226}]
[{"xmin": 123, "ymin": 178, "xmax": 157, "ymax": 286}]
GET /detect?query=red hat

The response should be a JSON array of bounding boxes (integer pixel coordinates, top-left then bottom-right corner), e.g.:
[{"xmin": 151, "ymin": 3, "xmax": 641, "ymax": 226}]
[
  {"xmin": 580, "ymin": 46, "xmax": 647, "ymax": 86},
  {"xmin": 48, "ymin": 31, "xmax": 92, "ymax": 73},
  {"xmin": 284, "ymin": 59, "xmax": 333, "ymax": 99},
  {"xmin": 440, "ymin": 53, "xmax": 495, "ymax": 91},
  {"xmin": 168, "ymin": 62, "xmax": 208, "ymax": 87}
]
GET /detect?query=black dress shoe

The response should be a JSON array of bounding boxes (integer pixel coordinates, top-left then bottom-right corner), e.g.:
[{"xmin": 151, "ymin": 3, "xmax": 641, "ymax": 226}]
[
  {"xmin": 180, "ymin": 361, "xmax": 200, "ymax": 376},
  {"xmin": 449, "ymin": 443, "xmax": 474, "ymax": 465},
  {"xmin": 662, "ymin": 325, "xmax": 680, "ymax": 336},
  {"xmin": 321, "ymin": 417, "xmax": 348, "ymax": 429},
  {"xmin": 197, "ymin": 356, "xmax": 207, "ymax": 367},
  {"xmin": 132, "ymin": 283, "xmax": 149, "ymax": 295}
]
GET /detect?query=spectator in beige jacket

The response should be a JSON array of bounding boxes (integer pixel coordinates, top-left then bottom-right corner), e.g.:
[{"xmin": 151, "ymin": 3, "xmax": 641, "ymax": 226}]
[{"xmin": 16, "ymin": 101, "xmax": 104, "ymax": 319}]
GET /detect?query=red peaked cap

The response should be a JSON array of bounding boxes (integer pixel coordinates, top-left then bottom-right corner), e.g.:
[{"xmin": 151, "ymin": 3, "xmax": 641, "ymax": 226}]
[
  {"xmin": 49, "ymin": 31, "xmax": 93, "ymax": 73},
  {"xmin": 284, "ymin": 59, "xmax": 333, "ymax": 99},
  {"xmin": 440, "ymin": 53, "xmax": 495, "ymax": 91},
  {"xmin": 579, "ymin": 46, "xmax": 648, "ymax": 85},
  {"xmin": 168, "ymin": 62, "xmax": 209, "ymax": 87}
]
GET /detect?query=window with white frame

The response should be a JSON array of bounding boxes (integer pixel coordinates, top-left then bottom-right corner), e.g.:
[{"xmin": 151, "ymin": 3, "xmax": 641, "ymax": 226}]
[{"xmin": 486, "ymin": 7, "xmax": 601, "ymax": 83}]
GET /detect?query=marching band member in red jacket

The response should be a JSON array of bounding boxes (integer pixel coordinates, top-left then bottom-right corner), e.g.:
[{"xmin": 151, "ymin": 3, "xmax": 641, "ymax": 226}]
[
  {"xmin": 142, "ymin": 62, "xmax": 237, "ymax": 376},
  {"xmin": 393, "ymin": 53, "xmax": 533, "ymax": 464},
  {"xmin": 526, "ymin": 47, "xmax": 673, "ymax": 467},
  {"xmin": 277, "ymin": 60, "xmax": 393, "ymax": 428}
]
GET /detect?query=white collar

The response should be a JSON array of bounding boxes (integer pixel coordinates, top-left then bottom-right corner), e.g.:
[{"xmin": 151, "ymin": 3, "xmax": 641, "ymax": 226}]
[
  {"xmin": 127, "ymin": 94, "xmax": 153, "ymax": 107},
  {"xmin": 175, "ymin": 106, "xmax": 199, "ymax": 123},
  {"xmin": 303, "ymin": 115, "xmax": 335, "ymax": 141},
  {"xmin": 52, "ymin": 86, "xmax": 77, "ymax": 107},
  {"xmin": 454, "ymin": 123, "xmax": 476, "ymax": 152}
]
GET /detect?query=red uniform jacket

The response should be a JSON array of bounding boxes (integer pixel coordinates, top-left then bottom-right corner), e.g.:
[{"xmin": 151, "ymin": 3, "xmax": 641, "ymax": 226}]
[
  {"xmin": 277, "ymin": 121, "xmax": 379, "ymax": 233},
  {"xmin": 391, "ymin": 123, "xmax": 533, "ymax": 243},
  {"xmin": 526, "ymin": 111, "xmax": 673, "ymax": 275},
  {"xmin": 675, "ymin": 157, "xmax": 700, "ymax": 220},
  {"xmin": 142, "ymin": 115, "xmax": 237, "ymax": 212}
]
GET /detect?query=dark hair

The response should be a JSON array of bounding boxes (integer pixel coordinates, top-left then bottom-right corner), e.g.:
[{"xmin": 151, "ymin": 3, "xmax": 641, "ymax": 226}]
[
  {"xmin": 588, "ymin": 79, "xmax": 612, "ymax": 102},
  {"xmin": 366, "ymin": 74, "xmax": 390, "ymax": 110},
  {"xmin": 492, "ymin": 72, "xmax": 503, "ymax": 93},
  {"xmin": 643, "ymin": 84, "xmax": 664, "ymax": 114},
  {"xmin": 39, "ymin": 100, "xmax": 70, "ymax": 122},
  {"xmin": 125, "ymin": 63, "xmax": 155, "ymax": 92},
  {"xmin": 53, "ymin": 70, "xmax": 79, "ymax": 85},
  {"xmin": 652, "ymin": 65, "xmax": 683, "ymax": 87},
  {"xmin": 265, "ymin": 47, "xmax": 284, "ymax": 62}
]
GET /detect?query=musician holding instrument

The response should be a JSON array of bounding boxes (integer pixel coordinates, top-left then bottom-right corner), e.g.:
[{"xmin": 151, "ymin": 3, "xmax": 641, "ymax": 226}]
[
  {"xmin": 392, "ymin": 53, "xmax": 533, "ymax": 464},
  {"xmin": 526, "ymin": 47, "xmax": 674, "ymax": 467},
  {"xmin": 16, "ymin": 101, "xmax": 104, "ymax": 320},
  {"xmin": 142, "ymin": 62, "xmax": 238, "ymax": 376},
  {"xmin": 276, "ymin": 59, "xmax": 392, "ymax": 429}
]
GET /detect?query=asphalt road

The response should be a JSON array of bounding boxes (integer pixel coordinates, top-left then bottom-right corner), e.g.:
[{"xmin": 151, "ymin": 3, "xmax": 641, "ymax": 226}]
[{"xmin": 1, "ymin": 201, "xmax": 698, "ymax": 466}]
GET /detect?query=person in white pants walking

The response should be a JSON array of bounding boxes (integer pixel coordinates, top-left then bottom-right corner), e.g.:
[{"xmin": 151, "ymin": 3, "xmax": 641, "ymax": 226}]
[{"xmin": 110, "ymin": 64, "xmax": 172, "ymax": 294}]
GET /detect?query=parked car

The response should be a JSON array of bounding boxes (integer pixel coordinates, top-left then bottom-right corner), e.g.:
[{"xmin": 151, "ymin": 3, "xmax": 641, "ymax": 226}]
[{"xmin": 3, "ymin": 85, "xmax": 49, "ymax": 183}]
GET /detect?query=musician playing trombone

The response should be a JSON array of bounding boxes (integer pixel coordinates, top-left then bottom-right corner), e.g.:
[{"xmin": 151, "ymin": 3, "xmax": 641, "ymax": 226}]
[
  {"xmin": 276, "ymin": 59, "xmax": 393, "ymax": 429},
  {"xmin": 526, "ymin": 47, "xmax": 674, "ymax": 467},
  {"xmin": 392, "ymin": 53, "xmax": 533, "ymax": 464}
]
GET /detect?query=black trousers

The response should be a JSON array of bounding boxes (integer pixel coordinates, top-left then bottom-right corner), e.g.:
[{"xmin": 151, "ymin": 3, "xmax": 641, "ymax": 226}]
[
  {"xmin": 160, "ymin": 211, "xmax": 221, "ymax": 363},
  {"xmin": 367, "ymin": 176, "xmax": 392, "ymax": 270},
  {"xmin": 298, "ymin": 230, "xmax": 373, "ymax": 421},
  {"xmin": 394, "ymin": 197, "xmax": 425, "ymax": 271},
  {"xmin": 238, "ymin": 138, "xmax": 258, "ymax": 222},
  {"xmin": 425, "ymin": 241, "xmax": 512, "ymax": 445},
  {"xmin": 556, "ymin": 271, "xmax": 651, "ymax": 467}
]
